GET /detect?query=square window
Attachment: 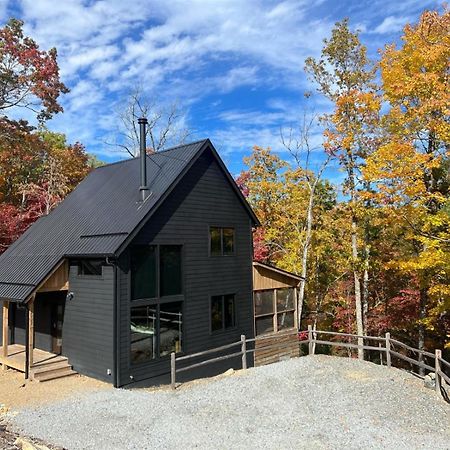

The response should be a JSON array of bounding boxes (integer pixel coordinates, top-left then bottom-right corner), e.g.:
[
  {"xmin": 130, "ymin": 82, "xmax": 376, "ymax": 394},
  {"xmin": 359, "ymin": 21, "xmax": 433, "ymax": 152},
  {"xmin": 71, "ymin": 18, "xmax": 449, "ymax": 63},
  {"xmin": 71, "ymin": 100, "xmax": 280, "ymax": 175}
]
[
  {"xmin": 211, "ymin": 294, "xmax": 235, "ymax": 332},
  {"xmin": 277, "ymin": 311, "xmax": 295, "ymax": 331},
  {"xmin": 254, "ymin": 290, "xmax": 274, "ymax": 315},
  {"xmin": 256, "ymin": 316, "xmax": 274, "ymax": 335},
  {"xmin": 276, "ymin": 288, "xmax": 295, "ymax": 311},
  {"xmin": 210, "ymin": 227, "xmax": 235, "ymax": 256}
]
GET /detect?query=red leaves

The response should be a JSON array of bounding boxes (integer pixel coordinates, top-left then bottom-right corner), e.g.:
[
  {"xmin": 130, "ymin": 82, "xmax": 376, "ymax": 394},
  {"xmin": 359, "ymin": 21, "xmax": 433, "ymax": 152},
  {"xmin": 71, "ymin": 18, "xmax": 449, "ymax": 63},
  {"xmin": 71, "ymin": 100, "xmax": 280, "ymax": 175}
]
[
  {"xmin": 0, "ymin": 204, "xmax": 28, "ymax": 252},
  {"xmin": 367, "ymin": 289, "xmax": 420, "ymax": 335},
  {"xmin": 0, "ymin": 18, "xmax": 68, "ymax": 122},
  {"xmin": 0, "ymin": 119, "xmax": 93, "ymax": 254}
]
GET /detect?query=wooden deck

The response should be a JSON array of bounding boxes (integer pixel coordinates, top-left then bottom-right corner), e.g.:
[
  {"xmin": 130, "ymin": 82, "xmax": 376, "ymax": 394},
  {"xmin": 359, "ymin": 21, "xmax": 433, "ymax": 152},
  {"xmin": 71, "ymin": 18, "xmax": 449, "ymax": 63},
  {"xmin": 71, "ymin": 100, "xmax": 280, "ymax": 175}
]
[{"xmin": 0, "ymin": 344, "xmax": 66, "ymax": 373}]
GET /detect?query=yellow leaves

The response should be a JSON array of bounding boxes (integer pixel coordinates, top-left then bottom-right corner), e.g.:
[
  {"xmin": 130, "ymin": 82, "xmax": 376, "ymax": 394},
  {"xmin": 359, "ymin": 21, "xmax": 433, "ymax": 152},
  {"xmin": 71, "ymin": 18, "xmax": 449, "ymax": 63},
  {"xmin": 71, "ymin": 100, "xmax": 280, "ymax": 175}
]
[{"xmin": 380, "ymin": 8, "xmax": 450, "ymax": 141}]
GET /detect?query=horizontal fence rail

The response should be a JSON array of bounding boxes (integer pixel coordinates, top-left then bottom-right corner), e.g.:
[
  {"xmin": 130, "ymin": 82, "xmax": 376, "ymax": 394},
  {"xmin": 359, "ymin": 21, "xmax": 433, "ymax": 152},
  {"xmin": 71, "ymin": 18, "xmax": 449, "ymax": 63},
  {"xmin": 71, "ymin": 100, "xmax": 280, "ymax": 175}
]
[{"xmin": 169, "ymin": 328, "xmax": 449, "ymax": 403}]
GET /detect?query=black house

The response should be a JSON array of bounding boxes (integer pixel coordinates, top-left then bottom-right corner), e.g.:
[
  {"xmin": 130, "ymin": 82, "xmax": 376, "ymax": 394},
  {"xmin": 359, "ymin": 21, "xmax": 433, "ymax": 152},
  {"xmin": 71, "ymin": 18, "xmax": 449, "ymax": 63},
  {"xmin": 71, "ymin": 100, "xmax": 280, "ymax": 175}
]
[{"xmin": 0, "ymin": 131, "xmax": 259, "ymax": 387}]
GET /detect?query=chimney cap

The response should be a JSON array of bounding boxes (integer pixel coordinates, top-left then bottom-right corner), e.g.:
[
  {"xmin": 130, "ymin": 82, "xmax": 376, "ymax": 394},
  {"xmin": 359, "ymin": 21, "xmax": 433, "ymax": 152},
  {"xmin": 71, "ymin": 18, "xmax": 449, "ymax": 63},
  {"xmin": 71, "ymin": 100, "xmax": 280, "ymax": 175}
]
[{"xmin": 138, "ymin": 117, "xmax": 148, "ymax": 125}]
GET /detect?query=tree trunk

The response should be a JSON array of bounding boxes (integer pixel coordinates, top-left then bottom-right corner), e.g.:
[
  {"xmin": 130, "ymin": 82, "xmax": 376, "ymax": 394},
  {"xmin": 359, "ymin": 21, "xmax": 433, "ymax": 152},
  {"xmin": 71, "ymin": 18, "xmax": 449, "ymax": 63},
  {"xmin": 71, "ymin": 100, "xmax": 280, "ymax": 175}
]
[
  {"xmin": 352, "ymin": 218, "xmax": 364, "ymax": 360},
  {"xmin": 362, "ymin": 243, "xmax": 370, "ymax": 335},
  {"xmin": 418, "ymin": 288, "xmax": 427, "ymax": 376},
  {"xmin": 297, "ymin": 188, "xmax": 314, "ymax": 330}
]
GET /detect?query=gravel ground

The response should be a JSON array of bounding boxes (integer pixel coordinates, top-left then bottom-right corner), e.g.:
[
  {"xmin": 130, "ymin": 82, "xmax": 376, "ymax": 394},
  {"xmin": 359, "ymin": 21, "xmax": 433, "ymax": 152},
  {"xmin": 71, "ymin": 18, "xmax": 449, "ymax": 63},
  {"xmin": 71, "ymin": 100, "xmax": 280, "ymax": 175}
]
[{"xmin": 9, "ymin": 355, "xmax": 450, "ymax": 450}]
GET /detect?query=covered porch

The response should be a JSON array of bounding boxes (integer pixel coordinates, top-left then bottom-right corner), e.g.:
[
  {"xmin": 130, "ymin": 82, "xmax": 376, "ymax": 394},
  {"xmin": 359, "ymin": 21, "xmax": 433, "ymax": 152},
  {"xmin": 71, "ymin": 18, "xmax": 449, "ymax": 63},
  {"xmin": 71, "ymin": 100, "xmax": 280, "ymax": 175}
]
[
  {"xmin": 1, "ymin": 260, "xmax": 69, "ymax": 379},
  {"xmin": 0, "ymin": 343, "xmax": 66, "ymax": 373}
]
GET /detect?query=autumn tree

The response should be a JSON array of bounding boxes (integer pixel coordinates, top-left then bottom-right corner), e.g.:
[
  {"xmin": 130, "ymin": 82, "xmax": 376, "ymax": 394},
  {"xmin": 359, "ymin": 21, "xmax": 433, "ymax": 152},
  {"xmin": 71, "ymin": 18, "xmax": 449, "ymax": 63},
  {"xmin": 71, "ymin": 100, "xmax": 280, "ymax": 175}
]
[
  {"xmin": 0, "ymin": 18, "xmax": 68, "ymax": 122},
  {"xmin": 281, "ymin": 111, "xmax": 331, "ymax": 329},
  {"xmin": 364, "ymin": 8, "xmax": 450, "ymax": 354},
  {"xmin": 305, "ymin": 19, "xmax": 381, "ymax": 358},
  {"xmin": 0, "ymin": 18, "xmax": 95, "ymax": 254},
  {"xmin": 239, "ymin": 144, "xmax": 339, "ymax": 332},
  {"xmin": 239, "ymin": 146, "xmax": 287, "ymax": 262}
]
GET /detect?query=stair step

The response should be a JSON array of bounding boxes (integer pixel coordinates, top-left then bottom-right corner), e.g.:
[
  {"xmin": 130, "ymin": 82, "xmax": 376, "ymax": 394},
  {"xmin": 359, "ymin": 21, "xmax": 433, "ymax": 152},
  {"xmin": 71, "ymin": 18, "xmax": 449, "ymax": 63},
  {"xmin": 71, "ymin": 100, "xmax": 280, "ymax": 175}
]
[
  {"xmin": 32, "ymin": 356, "xmax": 68, "ymax": 368},
  {"xmin": 34, "ymin": 367, "xmax": 78, "ymax": 382},
  {"xmin": 31, "ymin": 360, "xmax": 72, "ymax": 376}
]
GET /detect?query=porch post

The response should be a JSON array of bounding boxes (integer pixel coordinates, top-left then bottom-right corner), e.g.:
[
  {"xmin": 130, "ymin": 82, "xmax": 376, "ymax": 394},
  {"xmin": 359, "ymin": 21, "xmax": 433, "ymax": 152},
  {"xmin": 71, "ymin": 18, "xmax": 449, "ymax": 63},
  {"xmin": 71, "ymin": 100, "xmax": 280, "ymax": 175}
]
[
  {"xmin": 2, "ymin": 300, "xmax": 9, "ymax": 370},
  {"xmin": 28, "ymin": 296, "xmax": 35, "ymax": 372}
]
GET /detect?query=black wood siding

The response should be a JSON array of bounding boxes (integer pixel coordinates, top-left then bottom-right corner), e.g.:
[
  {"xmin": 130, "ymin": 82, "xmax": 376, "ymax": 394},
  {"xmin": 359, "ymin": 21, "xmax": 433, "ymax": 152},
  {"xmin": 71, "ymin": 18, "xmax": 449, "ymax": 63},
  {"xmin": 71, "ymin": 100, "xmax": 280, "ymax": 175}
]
[
  {"xmin": 118, "ymin": 149, "xmax": 254, "ymax": 386},
  {"xmin": 62, "ymin": 265, "xmax": 115, "ymax": 382}
]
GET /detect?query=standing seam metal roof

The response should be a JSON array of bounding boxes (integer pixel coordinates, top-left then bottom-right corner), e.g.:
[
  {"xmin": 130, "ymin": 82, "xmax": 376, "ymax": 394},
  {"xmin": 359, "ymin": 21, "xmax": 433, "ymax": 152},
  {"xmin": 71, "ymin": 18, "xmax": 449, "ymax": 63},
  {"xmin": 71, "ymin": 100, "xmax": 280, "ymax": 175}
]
[{"xmin": 0, "ymin": 140, "xmax": 210, "ymax": 302}]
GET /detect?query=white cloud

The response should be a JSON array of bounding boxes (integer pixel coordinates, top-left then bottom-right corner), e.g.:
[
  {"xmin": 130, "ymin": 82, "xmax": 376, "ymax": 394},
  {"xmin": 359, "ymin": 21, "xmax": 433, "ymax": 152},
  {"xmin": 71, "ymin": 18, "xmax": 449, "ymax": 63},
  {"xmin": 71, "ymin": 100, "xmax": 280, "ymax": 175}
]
[
  {"xmin": 3, "ymin": 0, "xmax": 437, "ymax": 166},
  {"xmin": 373, "ymin": 16, "xmax": 410, "ymax": 34}
]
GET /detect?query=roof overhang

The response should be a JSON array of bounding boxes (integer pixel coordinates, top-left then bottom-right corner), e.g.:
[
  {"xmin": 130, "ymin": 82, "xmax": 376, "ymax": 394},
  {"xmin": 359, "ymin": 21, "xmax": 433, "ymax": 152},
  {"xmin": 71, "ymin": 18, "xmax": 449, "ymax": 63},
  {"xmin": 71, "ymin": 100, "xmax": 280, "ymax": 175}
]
[{"xmin": 253, "ymin": 261, "xmax": 304, "ymax": 283}]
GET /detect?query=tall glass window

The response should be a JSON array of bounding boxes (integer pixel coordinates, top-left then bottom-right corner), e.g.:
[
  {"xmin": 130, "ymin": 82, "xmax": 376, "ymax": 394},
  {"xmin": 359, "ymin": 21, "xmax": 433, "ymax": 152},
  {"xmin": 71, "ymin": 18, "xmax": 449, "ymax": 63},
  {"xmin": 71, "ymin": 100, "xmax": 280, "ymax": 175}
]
[
  {"xmin": 130, "ymin": 305, "xmax": 157, "ymax": 364},
  {"xmin": 159, "ymin": 302, "xmax": 183, "ymax": 356},
  {"xmin": 131, "ymin": 246, "xmax": 157, "ymax": 300},
  {"xmin": 131, "ymin": 302, "xmax": 183, "ymax": 365},
  {"xmin": 131, "ymin": 245, "xmax": 182, "ymax": 300},
  {"xmin": 160, "ymin": 245, "xmax": 182, "ymax": 297}
]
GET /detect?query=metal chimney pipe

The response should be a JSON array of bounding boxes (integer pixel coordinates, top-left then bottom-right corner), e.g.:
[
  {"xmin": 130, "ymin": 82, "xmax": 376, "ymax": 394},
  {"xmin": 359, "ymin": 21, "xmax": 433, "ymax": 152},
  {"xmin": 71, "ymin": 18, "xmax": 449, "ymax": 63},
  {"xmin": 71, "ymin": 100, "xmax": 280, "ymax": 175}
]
[{"xmin": 138, "ymin": 117, "xmax": 149, "ymax": 201}]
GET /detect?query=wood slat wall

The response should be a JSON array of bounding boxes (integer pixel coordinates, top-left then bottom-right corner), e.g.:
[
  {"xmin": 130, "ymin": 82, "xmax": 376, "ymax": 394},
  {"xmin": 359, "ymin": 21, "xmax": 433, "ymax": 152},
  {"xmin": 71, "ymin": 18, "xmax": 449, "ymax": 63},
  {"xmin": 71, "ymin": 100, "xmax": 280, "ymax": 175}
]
[
  {"xmin": 37, "ymin": 260, "xmax": 69, "ymax": 293},
  {"xmin": 254, "ymin": 330, "xmax": 299, "ymax": 366},
  {"xmin": 253, "ymin": 265, "xmax": 298, "ymax": 291}
]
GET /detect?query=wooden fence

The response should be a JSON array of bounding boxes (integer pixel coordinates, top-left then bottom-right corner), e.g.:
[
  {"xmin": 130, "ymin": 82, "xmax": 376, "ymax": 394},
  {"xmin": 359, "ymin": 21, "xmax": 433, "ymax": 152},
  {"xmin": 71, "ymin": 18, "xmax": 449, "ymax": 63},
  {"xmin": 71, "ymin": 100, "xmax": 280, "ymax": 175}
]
[{"xmin": 170, "ymin": 328, "xmax": 450, "ymax": 402}]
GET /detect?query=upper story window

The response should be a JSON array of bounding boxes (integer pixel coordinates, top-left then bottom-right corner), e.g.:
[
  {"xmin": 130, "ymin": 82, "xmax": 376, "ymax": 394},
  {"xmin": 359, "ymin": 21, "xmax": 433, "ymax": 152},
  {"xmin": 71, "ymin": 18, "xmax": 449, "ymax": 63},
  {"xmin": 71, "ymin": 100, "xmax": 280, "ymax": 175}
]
[
  {"xmin": 78, "ymin": 259, "xmax": 104, "ymax": 276},
  {"xmin": 131, "ymin": 245, "xmax": 182, "ymax": 300},
  {"xmin": 210, "ymin": 227, "xmax": 234, "ymax": 256}
]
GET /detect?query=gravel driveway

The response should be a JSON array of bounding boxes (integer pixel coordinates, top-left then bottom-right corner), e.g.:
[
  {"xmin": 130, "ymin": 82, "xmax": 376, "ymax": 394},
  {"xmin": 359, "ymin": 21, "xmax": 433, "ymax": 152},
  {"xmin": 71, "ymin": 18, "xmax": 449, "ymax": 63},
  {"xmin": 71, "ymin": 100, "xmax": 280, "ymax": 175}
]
[{"xmin": 10, "ymin": 355, "xmax": 450, "ymax": 450}]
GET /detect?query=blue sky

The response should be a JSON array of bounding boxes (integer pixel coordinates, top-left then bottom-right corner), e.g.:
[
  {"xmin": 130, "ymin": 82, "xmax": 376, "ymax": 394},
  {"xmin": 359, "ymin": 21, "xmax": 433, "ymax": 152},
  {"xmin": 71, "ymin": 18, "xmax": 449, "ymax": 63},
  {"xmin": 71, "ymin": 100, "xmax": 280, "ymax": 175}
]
[{"xmin": 0, "ymin": 0, "xmax": 441, "ymax": 180}]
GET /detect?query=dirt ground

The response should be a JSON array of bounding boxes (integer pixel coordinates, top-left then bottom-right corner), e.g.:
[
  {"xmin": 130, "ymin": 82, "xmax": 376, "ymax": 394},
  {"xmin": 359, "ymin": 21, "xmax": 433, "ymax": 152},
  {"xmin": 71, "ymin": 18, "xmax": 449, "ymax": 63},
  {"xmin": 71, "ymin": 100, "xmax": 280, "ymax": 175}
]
[
  {"xmin": 0, "ymin": 368, "xmax": 110, "ymax": 410},
  {"xmin": 0, "ymin": 368, "xmax": 110, "ymax": 449}
]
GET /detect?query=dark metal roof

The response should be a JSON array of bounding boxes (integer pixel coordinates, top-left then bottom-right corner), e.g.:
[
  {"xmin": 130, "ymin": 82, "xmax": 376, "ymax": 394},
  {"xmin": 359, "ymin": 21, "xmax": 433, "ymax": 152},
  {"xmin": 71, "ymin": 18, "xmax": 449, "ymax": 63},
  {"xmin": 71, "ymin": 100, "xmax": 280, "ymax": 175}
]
[{"xmin": 0, "ymin": 139, "xmax": 258, "ymax": 302}]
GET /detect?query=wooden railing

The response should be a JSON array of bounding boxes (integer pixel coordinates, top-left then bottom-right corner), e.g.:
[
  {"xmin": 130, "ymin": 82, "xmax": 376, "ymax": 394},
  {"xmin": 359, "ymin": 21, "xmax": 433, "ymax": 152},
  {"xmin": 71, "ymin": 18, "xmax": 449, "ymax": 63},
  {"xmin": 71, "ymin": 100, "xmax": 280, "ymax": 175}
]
[
  {"xmin": 170, "ymin": 328, "xmax": 450, "ymax": 402},
  {"xmin": 303, "ymin": 326, "xmax": 449, "ymax": 400}
]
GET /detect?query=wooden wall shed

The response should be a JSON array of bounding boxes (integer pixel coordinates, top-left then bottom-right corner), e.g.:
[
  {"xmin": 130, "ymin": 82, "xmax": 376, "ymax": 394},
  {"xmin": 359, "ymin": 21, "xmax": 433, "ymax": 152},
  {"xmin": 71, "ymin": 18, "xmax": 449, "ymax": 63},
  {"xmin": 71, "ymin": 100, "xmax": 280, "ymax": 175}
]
[{"xmin": 252, "ymin": 262, "xmax": 303, "ymax": 366}]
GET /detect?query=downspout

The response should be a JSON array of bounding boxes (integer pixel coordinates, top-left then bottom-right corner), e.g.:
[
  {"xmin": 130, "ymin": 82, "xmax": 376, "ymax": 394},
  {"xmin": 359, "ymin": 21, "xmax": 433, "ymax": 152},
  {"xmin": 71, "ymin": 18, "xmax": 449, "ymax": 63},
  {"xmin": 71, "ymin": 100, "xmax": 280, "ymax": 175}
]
[{"xmin": 106, "ymin": 256, "xmax": 120, "ymax": 388}]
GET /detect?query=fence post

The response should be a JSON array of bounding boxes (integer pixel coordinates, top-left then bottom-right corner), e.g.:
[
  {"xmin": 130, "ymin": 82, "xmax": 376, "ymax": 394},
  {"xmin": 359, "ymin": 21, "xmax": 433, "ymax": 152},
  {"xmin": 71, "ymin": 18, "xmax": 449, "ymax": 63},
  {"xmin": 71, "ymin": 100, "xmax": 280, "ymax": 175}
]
[
  {"xmin": 308, "ymin": 325, "xmax": 314, "ymax": 355},
  {"xmin": 385, "ymin": 332, "xmax": 391, "ymax": 368},
  {"xmin": 379, "ymin": 342, "xmax": 383, "ymax": 366},
  {"xmin": 171, "ymin": 352, "xmax": 176, "ymax": 389},
  {"xmin": 241, "ymin": 335, "xmax": 247, "ymax": 370},
  {"xmin": 435, "ymin": 349, "xmax": 442, "ymax": 395}
]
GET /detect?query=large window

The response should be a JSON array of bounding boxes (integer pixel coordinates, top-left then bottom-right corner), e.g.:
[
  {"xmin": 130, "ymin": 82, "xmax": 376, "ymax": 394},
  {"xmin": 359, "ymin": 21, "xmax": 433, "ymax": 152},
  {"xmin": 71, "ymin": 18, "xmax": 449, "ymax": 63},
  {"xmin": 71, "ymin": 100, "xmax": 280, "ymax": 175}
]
[
  {"xmin": 131, "ymin": 245, "xmax": 182, "ymax": 300},
  {"xmin": 254, "ymin": 288, "xmax": 296, "ymax": 336},
  {"xmin": 211, "ymin": 294, "xmax": 235, "ymax": 332},
  {"xmin": 210, "ymin": 227, "xmax": 235, "ymax": 256},
  {"xmin": 131, "ymin": 301, "xmax": 183, "ymax": 364},
  {"xmin": 131, "ymin": 246, "xmax": 157, "ymax": 299}
]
